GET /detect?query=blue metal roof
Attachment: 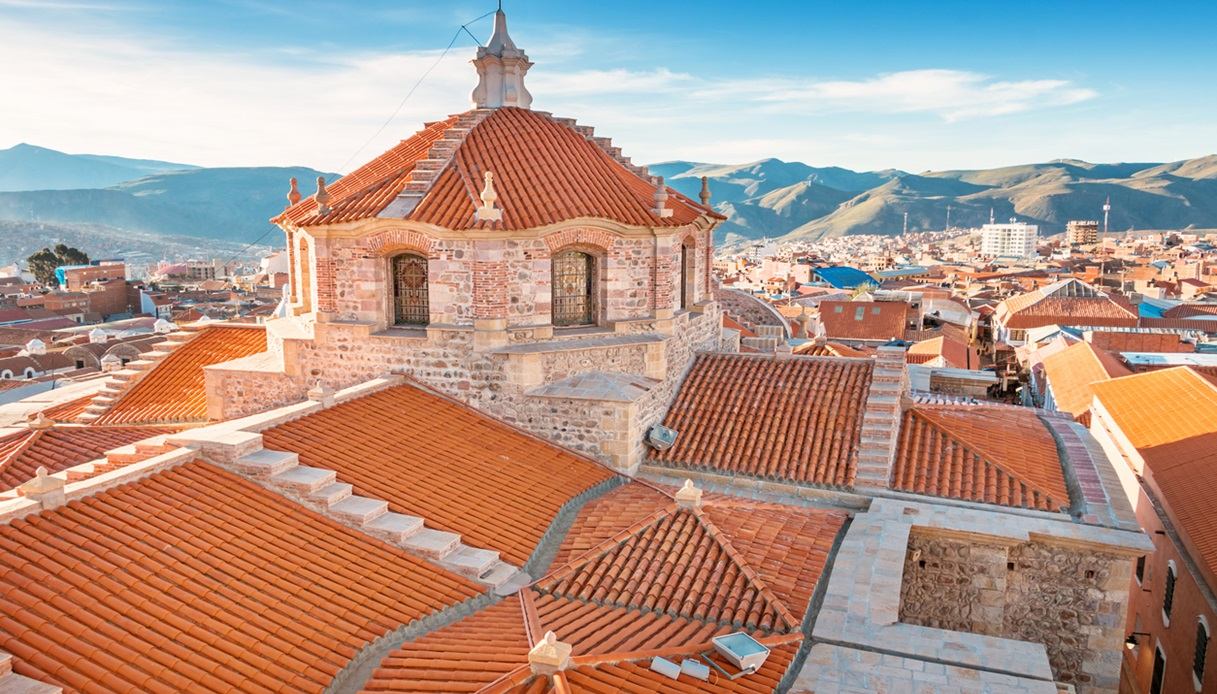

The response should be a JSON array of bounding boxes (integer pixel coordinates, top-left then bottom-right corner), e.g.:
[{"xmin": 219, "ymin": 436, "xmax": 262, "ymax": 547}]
[{"xmin": 812, "ymin": 266, "xmax": 876, "ymax": 289}]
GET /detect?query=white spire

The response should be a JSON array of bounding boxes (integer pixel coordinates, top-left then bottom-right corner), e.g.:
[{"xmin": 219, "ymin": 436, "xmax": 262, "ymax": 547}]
[{"xmin": 471, "ymin": 9, "xmax": 533, "ymax": 109}]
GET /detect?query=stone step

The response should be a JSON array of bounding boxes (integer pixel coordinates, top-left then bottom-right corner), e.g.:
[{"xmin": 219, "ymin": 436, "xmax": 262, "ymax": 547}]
[
  {"xmin": 234, "ymin": 449, "xmax": 298, "ymax": 478},
  {"xmin": 144, "ymin": 350, "xmax": 172, "ymax": 361},
  {"xmin": 307, "ymin": 482, "xmax": 352, "ymax": 508},
  {"xmin": 66, "ymin": 464, "xmax": 98, "ymax": 481},
  {"xmin": 402, "ymin": 528, "xmax": 461, "ymax": 560},
  {"xmin": 126, "ymin": 359, "xmax": 156, "ymax": 370},
  {"xmin": 134, "ymin": 441, "xmax": 174, "ymax": 456},
  {"xmin": 106, "ymin": 445, "xmax": 146, "ymax": 464},
  {"xmin": 365, "ymin": 511, "xmax": 424, "ymax": 543},
  {"xmin": 488, "ymin": 566, "xmax": 532, "ymax": 596},
  {"xmin": 166, "ymin": 331, "xmax": 195, "ymax": 342},
  {"xmin": 330, "ymin": 495, "xmax": 388, "ymax": 525},
  {"xmin": 83, "ymin": 404, "xmax": 111, "ymax": 415},
  {"xmin": 98, "ymin": 385, "xmax": 123, "ymax": 396},
  {"xmin": 269, "ymin": 465, "xmax": 334, "ymax": 494},
  {"xmin": 440, "ymin": 545, "xmax": 500, "ymax": 579}
]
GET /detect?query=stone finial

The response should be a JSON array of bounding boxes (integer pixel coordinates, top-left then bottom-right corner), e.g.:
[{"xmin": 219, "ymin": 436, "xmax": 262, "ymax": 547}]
[
  {"xmin": 100, "ymin": 353, "xmax": 122, "ymax": 373},
  {"xmin": 287, "ymin": 177, "xmax": 302, "ymax": 207},
  {"xmin": 307, "ymin": 379, "xmax": 335, "ymax": 407},
  {"xmin": 88, "ymin": 327, "xmax": 107, "ymax": 344},
  {"xmin": 18, "ymin": 466, "xmax": 66, "ymax": 510},
  {"xmin": 653, "ymin": 176, "xmax": 673, "ymax": 218},
  {"xmin": 699, "ymin": 175, "xmax": 711, "ymax": 206},
  {"xmin": 475, "ymin": 170, "xmax": 503, "ymax": 222},
  {"xmin": 528, "ymin": 631, "xmax": 572, "ymax": 675},
  {"xmin": 27, "ymin": 412, "xmax": 53, "ymax": 430},
  {"xmin": 471, "ymin": 9, "xmax": 533, "ymax": 109},
  {"xmin": 675, "ymin": 479, "xmax": 702, "ymax": 509},
  {"xmin": 314, "ymin": 176, "xmax": 331, "ymax": 216}
]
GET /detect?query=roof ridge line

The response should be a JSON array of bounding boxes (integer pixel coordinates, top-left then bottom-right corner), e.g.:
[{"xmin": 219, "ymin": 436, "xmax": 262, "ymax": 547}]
[
  {"xmin": 912, "ymin": 408, "xmax": 1063, "ymax": 508},
  {"xmin": 0, "ymin": 429, "xmax": 41, "ymax": 480},
  {"xmin": 695, "ymin": 508, "xmax": 799, "ymax": 631},
  {"xmin": 530, "ymin": 506, "xmax": 673, "ymax": 588}
]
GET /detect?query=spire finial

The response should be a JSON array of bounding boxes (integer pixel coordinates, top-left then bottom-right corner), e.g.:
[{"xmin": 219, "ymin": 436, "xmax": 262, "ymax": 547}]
[
  {"xmin": 699, "ymin": 175, "xmax": 711, "ymax": 206},
  {"xmin": 287, "ymin": 177, "xmax": 301, "ymax": 207},
  {"xmin": 476, "ymin": 171, "xmax": 503, "ymax": 222},
  {"xmin": 471, "ymin": 7, "xmax": 533, "ymax": 109},
  {"xmin": 314, "ymin": 176, "xmax": 331, "ymax": 215}
]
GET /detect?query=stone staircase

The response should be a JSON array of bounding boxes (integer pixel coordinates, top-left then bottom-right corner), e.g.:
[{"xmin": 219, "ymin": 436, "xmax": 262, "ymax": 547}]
[
  {"xmin": 0, "ymin": 651, "xmax": 60, "ymax": 693},
  {"xmin": 230, "ymin": 448, "xmax": 528, "ymax": 595},
  {"xmin": 77, "ymin": 329, "xmax": 198, "ymax": 423},
  {"xmin": 854, "ymin": 344, "xmax": 908, "ymax": 489},
  {"xmin": 65, "ymin": 436, "xmax": 178, "ymax": 483}
]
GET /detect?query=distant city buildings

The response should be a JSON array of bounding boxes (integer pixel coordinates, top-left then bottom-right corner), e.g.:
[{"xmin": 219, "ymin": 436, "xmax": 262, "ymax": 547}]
[
  {"xmin": 980, "ymin": 220, "xmax": 1039, "ymax": 258},
  {"xmin": 1067, "ymin": 220, "xmax": 1100, "ymax": 245}
]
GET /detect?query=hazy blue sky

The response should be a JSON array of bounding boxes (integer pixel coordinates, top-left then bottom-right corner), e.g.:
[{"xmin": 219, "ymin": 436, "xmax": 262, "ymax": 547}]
[{"xmin": 2, "ymin": 0, "xmax": 1214, "ymax": 172}]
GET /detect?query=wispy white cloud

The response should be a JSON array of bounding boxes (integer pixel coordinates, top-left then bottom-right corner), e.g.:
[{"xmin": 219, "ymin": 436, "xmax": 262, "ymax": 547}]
[{"xmin": 0, "ymin": 12, "xmax": 1106, "ymax": 173}]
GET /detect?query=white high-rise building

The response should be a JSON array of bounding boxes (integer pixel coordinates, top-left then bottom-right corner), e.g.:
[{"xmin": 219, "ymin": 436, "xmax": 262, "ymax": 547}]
[{"xmin": 980, "ymin": 221, "xmax": 1038, "ymax": 258}]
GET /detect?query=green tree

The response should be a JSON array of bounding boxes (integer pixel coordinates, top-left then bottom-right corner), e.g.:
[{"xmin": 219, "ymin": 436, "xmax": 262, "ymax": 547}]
[{"xmin": 26, "ymin": 244, "xmax": 90, "ymax": 286}]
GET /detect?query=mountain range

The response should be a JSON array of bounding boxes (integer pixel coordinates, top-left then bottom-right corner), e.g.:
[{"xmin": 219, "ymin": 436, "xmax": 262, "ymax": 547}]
[
  {"xmin": 1, "ymin": 143, "xmax": 1215, "ymax": 262},
  {"xmin": 657, "ymin": 155, "xmax": 1217, "ymax": 245}
]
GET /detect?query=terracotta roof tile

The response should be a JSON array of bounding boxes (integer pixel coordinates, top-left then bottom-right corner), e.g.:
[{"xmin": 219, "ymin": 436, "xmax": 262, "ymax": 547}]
[
  {"xmin": 1040, "ymin": 341, "xmax": 1131, "ymax": 417},
  {"xmin": 262, "ymin": 383, "xmax": 616, "ymax": 565},
  {"xmin": 561, "ymin": 639, "xmax": 798, "ymax": 693},
  {"xmin": 0, "ymin": 460, "xmax": 479, "ymax": 692},
  {"xmin": 39, "ymin": 395, "xmax": 93, "ymax": 423},
  {"xmin": 0, "ymin": 426, "xmax": 176, "ymax": 492},
  {"xmin": 892, "ymin": 406, "xmax": 1069, "ymax": 512},
  {"xmin": 649, "ymin": 353, "xmax": 873, "ymax": 486},
  {"xmin": 279, "ymin": 108, "xmax": 715, "ymax": 231},
  {"xmin": 1088, "ymin": 331, "xmax": 1192, "ymax": 353},
  {"xmin": 365, "ymin": 600, "xmax": 530, "ymax": 692},
  {"xmin": 1090, "ymin": 366, "xmax": 1217, "ymax": 450},
  {"xmin": 537, "ymin": 508, "xmax": 795, "ymax": 632},
  {"xmin": 1141, "ymin": 433, "xmax": 1217, "ymax": 584},
  {"xmin": 96, "ymin": 326, "xmax": 267, "ymax": 425},
  {"xmin": 278, "ymin": 117, "xmax": 458, "ymax": 226},
  {"xmin": 364, "ymin": 482, "xmax": 835, "ymax": 691},
  {"xmin": 818, "ymin": 301, "xmax": 909, "ymax": 342}
]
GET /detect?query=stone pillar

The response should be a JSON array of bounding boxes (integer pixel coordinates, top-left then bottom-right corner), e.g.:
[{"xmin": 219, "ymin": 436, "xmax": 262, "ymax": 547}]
[{"xmin": 472, "ymin": 242, "xmax": 509, "ymax": 351}]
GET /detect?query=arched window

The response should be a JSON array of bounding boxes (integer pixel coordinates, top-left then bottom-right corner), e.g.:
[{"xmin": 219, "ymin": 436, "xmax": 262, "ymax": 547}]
[
  {"xmin": 680, "ymin": 239, "xmax": 696, "ymax": 310},
  {"xmin": 1195, "ymin": 619, "xmax": 1210, "ymax": 687},
  {"xmin": 1164, "ymin": 561, "xmax": 1178, "ymax": 623},
  {"xmin": 391, "ymin": 253, "xmax": 429, "ymax": 326},
  {"xmin": 552, "ymin": 250, "xmax": 596, "ymax": 326}
]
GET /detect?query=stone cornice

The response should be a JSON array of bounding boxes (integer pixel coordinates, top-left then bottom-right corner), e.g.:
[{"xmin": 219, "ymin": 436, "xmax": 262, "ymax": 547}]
[{"xmin": 278, "ymin": 213, "xmax": 719, "ymax": 242}]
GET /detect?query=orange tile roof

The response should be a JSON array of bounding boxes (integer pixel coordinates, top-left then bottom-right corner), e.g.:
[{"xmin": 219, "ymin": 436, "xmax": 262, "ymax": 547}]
[
  {"xmin": 649, "ymin": 353, "xmax": 873, "ymax": 486},
  {"xmin": 278, "ymin": 116, "xmax": 458, "ymax": 227},
  {"xmin": 365, "ymin": 600, "xmax": 530, "ymax": 692},
  {"xmin": 1039, "ymin": 341, "xmax": 1132, "ymax": 417},
  {"xmin": 1088, "ymin": 330, "xmax": 1192, "ymax": 353},
  {"xmin": 545, "ymin": 483, "xmax": 845, "ymax": 627},
  {"xmin": 262, "ymin": 383, "xmax": 616, "ymax": 566},
  {"xmin": 364, "ymin": 482, "xmax": 839, "ymax": 691},
  {"xmin": 96, "ymin": 326, "xmax": 268, "ymax": 425},
  {"xmin": 39, "ymin": 395, "xmax": 92, "ymax": 423},
  {"xmin": 0, "ymin": 460, "xmax": 480, "ymax": 692},
  {"xmin": 1090, "ymin": 366, "xmax": 1217, "ymax": 450},
  {"xmin": 1141, "ymin": 433, "xmax": 1217, "ymax": 585},
  {"xmin": 278, "ymin": 108, "xmax": 717, "ymax": 231},
  {"xmin": 818, "ymin": 301, "xmax": 909, "ymax": 341},
  {"xmin": 891, "ymin": 406, "xmax": 1070, "ymax": 512},
  {"xmin": 560, "ymin": 639, "xmax": 798, "ymax": 693},
  {"xmin": 0, "ymin": 425, "xmax": 176, "ymax": 492},
  {"xmin": 537, "ymin": 508, "xmax": 796, "ymax": 632}
]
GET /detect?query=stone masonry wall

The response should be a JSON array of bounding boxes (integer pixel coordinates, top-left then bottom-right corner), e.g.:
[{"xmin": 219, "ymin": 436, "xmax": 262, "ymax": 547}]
[{"xmin": 899, "ymin": 533, "xmax": 1132, "ymax": 692}]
